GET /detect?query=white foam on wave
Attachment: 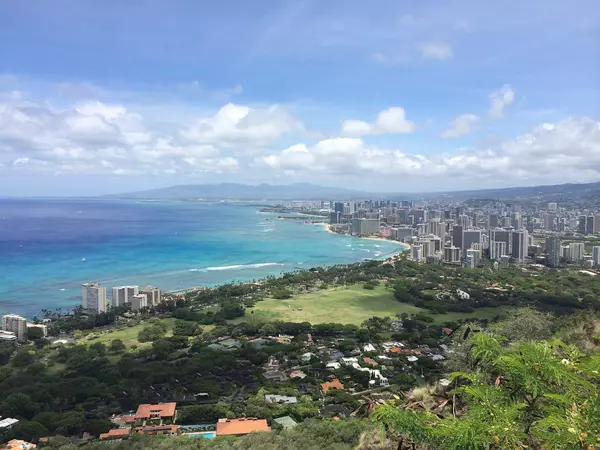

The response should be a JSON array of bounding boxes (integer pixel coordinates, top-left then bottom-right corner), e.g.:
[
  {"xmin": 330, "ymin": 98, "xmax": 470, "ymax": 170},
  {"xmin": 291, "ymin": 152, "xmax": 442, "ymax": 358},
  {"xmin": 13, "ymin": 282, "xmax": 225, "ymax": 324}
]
[
  {"xmin": 189, "ymin": 262, "xmax": 283, "ymax": 272},
  {"xmin": 374, "ymin": 244, "xmax": 381, "ymax": 248}
]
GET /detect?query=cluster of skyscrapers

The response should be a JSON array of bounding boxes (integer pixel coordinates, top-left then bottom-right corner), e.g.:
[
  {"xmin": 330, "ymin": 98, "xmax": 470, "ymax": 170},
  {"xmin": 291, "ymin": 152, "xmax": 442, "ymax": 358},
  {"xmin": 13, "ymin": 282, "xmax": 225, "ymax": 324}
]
[
  {"xmin": 327, "ymin": 199, "xmax": 600, "ymax": 269},
  {"xmin": 82, "ymin": 282, "xmax": 162, "ymax": 313}
]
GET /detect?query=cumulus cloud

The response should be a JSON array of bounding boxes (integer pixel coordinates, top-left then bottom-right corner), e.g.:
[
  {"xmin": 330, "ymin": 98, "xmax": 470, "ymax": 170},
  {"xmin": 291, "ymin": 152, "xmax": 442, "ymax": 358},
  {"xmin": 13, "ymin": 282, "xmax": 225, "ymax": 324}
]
[
  {"xmin": 441, "ymin": 114, "xmax": 479, "ymax": 138},
  {"xmin": 341, "ymin": 107, "xmax": 415, "ymax": 137},
  {"xmin": 0, "ymin": 99, "xmax": 301, "ymax": 176},
  {"xmin": 418, "ymin": 42, "xmax": 454, "ymax": 60},
  {"xmin": 489, "ymin": 85, "xmax": 515, "ymax": 119},
  {"xmin": 261, "ymin": 117, "xmax": 600, "ymax": 184}
]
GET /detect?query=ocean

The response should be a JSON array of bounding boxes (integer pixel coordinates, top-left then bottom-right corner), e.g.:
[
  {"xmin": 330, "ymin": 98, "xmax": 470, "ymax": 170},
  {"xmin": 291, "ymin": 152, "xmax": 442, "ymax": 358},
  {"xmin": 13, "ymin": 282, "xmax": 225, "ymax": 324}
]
[{"xmin": 0, "ymin": 198, "xmax": 407, "ymax": 318}]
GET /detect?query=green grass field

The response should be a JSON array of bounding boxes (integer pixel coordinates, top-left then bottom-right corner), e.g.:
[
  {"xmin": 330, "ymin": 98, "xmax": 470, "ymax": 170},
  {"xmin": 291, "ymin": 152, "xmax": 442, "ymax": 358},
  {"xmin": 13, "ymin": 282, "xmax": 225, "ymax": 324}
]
[
  {"xmin": 238, "ymin": 284, "xmax": 512, "ymax": 326},
  {"xmin": 83, "ymin": 318, "xmax": 176, "ymax": 349},
  {"xmin": 238, "ymin": 284, "xmax": 425, "ymax": 326}
]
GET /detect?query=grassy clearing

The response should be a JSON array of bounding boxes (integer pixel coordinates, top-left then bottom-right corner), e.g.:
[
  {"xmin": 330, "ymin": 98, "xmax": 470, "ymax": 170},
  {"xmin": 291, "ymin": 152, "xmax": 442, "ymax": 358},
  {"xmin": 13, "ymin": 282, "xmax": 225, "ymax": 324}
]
[
  {"xmin": 237, "ymin": 284, "xmax": 512, "ymax": 326},
  {"xmin": 238, "ymin": 284, "xmax": 425, "ymax": 326},
  {"xmin": 83, "ymin": 318, "xmax": 176, "ymax": 349}
]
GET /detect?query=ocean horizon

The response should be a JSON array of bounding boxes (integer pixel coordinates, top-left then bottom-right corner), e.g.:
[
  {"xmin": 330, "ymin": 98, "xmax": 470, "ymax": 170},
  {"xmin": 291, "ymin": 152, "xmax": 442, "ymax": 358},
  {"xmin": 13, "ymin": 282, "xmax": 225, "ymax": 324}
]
[{"xmin": 0, "ymin": 198, "xmax": 407, "ymax": 318}]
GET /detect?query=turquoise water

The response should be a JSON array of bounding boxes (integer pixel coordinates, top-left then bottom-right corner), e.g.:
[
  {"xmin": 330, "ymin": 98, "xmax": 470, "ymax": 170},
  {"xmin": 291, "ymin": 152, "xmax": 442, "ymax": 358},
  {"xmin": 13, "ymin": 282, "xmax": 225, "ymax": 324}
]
[{"xmin": 0, "ymin": 198, "xmax": 407, "ymax": 318}]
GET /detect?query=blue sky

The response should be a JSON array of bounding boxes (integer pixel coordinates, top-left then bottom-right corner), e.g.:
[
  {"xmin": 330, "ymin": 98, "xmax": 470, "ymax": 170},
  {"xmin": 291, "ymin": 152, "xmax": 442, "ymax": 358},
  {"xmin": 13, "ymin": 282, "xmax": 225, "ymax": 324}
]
[{"xmin": 0, "ymin": 0, "xmax": 599, "ymax": 195}]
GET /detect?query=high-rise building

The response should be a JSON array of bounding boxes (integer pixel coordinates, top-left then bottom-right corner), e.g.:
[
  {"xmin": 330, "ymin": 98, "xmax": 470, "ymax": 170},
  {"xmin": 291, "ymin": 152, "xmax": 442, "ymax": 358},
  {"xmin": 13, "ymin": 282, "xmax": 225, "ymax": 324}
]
[
  {"xmin": 393, "ymin": 227, "xmax": 414, "ymax": 242},
  {"xmin": 548, "ymin": 202, "xmax": 557, "ymax": 211},
  {"xmin": 1, "ymin": 314, "xmax": 28, "ymax": 342},
  {"xmin": 490, "ymin": 241, "xmax": 507, "ymax": 261},
  {"xmin": 462, "ymin": 230, "xmax": 482, "ymax": 255},
  {"xmin": 411, "ymin": 245, "xmax": 423, "ymax": 261},
  {"xmin": 140, "ymin": 286, "xmax": 162, "ymax": 307},
  {"xmin": 593, "ymin": 246, "xmax": 600, "ymax": 267},
  {"xmin": 329, "ymin": 212, "xmax": 341, "ymax": 224},
  {"xmin": 458, "ymin": 214, "xmax": 470, "ymax": 229},
  {"xmin": 490, "ymin": 229, "xmax": 512, "ymax": 256},
  {"xmin": 488, "ymin": 215, "xmax": 499, "ymax": 229},
  {"xmin": 466, "ymin": 248, "xmax": 481, "ymax": 268},
  {"xmin": 578, "ymin": 216, "xmax": 587, "ymax": 234},
  {"xmin": 112, "ymin": 286, "xmax": 139, "ymax": 308},
  {"xmin": 334, "ymin": 202, "xmax": 344, "ymax": 214},
  {"xmin": 569, "ymin": 242, "xmax": 585, "ymax": 263},
  {"xmin": 500, "ymin": 255, "xmax": 511, "ymax": 269},
  {"xmin": 511, "ymin": 229, "xmax": 529, "ymax": 263},
  {"xmin": 444, "ymin": 246, "xmax": 461, "ymax": 264},
  {"xmin": 452, "ymin": 225, "xmax": 463, "ymax": 251},
  {"xmin": 82, "ymin": 282, "xmax": 108, "ymax": 313},
  {"xmin": 130, "ymin": 294, "xmax": 148, "ymax": 311},
  {"xmin": 587, "ymin": 216, "xmax": 596, "ymax": 235}
]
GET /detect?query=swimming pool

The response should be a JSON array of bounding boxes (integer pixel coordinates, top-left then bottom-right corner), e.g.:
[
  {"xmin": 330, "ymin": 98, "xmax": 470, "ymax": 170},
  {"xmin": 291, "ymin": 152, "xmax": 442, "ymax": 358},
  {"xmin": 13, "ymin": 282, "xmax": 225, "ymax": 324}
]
[{"xmin": 186, "ymin": 431, "xmax": 216, "ymax": 439}]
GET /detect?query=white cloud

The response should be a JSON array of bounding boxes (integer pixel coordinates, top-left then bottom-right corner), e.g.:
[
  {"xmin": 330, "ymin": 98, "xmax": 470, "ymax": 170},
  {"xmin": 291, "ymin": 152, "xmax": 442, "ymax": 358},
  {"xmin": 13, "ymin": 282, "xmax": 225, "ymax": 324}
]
[
  {"xmin": 261, "ymin": 117, "xmax": 600, "ymax": 184},
  {"xmin": 418, "ymin": 42, "xmax": 454, "ymax": 60},
  {"xmin": 0, "ymin": 99, "xmax": 301, "ymax": 176},
  {"xmin": 181, "ymin": 103, "xmax": 303, "ymax": 149},
  {"xmin": 441, "ymin": 114, "xmax": 479, "ymax": 138},
  {"xmin": 341, "ymin": 107, "xmax": 415, "ymax": 137},
  {"xmin": 489, "ymin": 85, "xmax": 516, "ymax": 119}
]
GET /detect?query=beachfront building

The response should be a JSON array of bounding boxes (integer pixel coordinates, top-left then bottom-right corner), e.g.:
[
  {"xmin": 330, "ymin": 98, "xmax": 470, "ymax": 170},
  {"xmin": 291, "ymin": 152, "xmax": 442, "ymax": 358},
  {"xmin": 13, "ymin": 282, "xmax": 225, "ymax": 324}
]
[
  {"xmin": 140, "ymin": 286, "xmax": 162, "ymax": 307},
  {"xmin": 130, "ymin": 293, "xmax": 148, "ymax": 311},
  {"xmin": 1, "ymin": 314, "xmax": 27, "ymax": 342},
  {"xmin": 82, "ymin": 282, "xmax": 108, "ymax": 313},
  {"xmin": 112, "ymin": 285, "xmax": 139, "ymax": 307},
  {"xmin": 351, "ymin": 218, "xmax": 380, "ymax": 236}
]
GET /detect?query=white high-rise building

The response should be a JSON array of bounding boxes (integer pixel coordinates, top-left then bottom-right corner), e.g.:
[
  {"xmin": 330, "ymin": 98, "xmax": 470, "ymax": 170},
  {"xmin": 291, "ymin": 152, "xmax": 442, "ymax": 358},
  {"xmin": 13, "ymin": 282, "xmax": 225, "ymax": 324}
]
[
  {"xmin": 112, "ymin": 286, "xmax": 139, "ymax": 307},
  {"xmin": 82, "ymin": 282, "xmax": 108, "ymax": 313},
  {"xmin": 140, "ymin": 286, "xmax": 162, "ymax": 307},
  {"xmin": 548, "ymin": 202, "xmax": 557, "ymax": 211},
  {"xmin": 593, "ymin": 246, "xmax": 600, "ymax": 267},
  {"xmin": 490, "ymin": 241, "xmax": 507, "ymax": 261},
  {"xmin": 411, "ymin": 245, "xmax": 423, "ymax": 261},
  {"xmin": 130, "ymin": 294, "xmax": 148, "ymax": 311},
  {"xmin": 1, "ymin": 314, "xmax": 28, "ymax": 342},
  {"xmin": 444, "ymin": 246, "xmax": 461, "ymax": 263},
  {"xmin": 466, "ymin": 248, "xmax": 481, "ymax": 268},
  {"xmin": 569, "ymin": 242, "xmax": 585, "ymax": 263}
]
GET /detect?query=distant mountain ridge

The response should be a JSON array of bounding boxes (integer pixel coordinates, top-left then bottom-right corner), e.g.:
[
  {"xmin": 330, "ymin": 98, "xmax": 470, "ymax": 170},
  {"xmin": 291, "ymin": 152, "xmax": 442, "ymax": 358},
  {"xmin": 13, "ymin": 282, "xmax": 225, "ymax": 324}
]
[
  {"xmin": 111, "ymin": 182, "xmax": 373, "ymax": 200},
  {"xmin": 111, "ymin": 181, "xmax": 600, "ymax": 201}
]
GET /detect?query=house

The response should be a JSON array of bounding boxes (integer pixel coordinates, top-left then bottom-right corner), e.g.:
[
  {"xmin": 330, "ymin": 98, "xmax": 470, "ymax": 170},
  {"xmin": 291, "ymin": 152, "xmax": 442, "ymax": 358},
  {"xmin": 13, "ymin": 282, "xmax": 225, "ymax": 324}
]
[
  {"xmin": 216, "ymin": 418, "xmax": 270, "ymax": 436},
  {"xmin": 288, "ymin": 370, "xmax": 307, "ymax": 379},
  {"xmin": 2, "ymin": 440, "xmax": 36, "ymax": 450},
  {"xmin": 0, "ymin": 418, "xmax": 19, "ymax": 431},
  {"xmin": 265, "ymin": 395, "xmax": 297, "ymax": 404},
  {"xmin": 363, "ymin": 357, "xmax": 378, "ymax": 367},
  {"xmin": 340, "ymin": 357, "xmax": 359, "ymax": 366},
  {"xmin": 321, "ymin": 378, "xmax": 344, "ymax": 393},
  {"xmin": 363, "ymin": 343, "xmax": 376, "ymax": 352},
  {"xmin": 99, "ymin": 429, "xmax": 131, "ymax": 440},
  {"xmin": 456, "ymin": 289, "xmax": 470, "ymax": 300},
  {"xmin": 274, "ymin": 416, "xmax": 298, "ymax": 429},
  {"xmin": 407, "ymin": 356, "xmax": 418, "ymax": 362},
  {"xmin": 329, "ymin": 352, "xmax": 345, "ymax": 360},
  {"xmin": 134, "ymin": 402, "xmax": 177, "ymax": 424},
  {"xmin": 325, "ymin": 362, "xmax": 341, "ymax": 370},
  {"xmin": 300, "ymin": 352, "xmax": 314, "ymax": 363},
  {"xmin": 262, "ymin": 371, "xmax": 288, "ymax": 382},
  {"xmin": 431, "ymin": 354, "xmax": 445, "ymax": 361}
]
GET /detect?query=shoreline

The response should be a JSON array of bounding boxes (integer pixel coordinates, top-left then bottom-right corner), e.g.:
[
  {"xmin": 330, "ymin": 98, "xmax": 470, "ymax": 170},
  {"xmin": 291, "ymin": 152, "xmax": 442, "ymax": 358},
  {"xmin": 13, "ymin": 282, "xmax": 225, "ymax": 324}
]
[{"xmin": 318, "ymin": 222, "xmax": 411, "ymax": 249}]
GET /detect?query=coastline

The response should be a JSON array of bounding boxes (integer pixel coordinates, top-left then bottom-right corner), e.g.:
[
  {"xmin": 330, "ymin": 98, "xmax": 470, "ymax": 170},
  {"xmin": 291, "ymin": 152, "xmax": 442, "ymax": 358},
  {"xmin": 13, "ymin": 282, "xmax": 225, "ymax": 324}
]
[{"xmin": 318, "ymin": 222, "xmax": 411, "ymax": 250}]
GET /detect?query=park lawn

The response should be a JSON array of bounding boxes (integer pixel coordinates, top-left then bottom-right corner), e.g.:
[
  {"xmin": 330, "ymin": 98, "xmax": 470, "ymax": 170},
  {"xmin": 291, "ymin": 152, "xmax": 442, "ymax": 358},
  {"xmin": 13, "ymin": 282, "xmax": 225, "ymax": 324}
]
[
  {"xmin": 237, "ymin": 283, "xmax": 513, "ymax": 326},
  {"xmin": 83, "ymin": 318, "xmax": 176, "ymax": 349},
  {"xmin": 238, "ymin": 284, "xmax": 426, "ymax": 326}
]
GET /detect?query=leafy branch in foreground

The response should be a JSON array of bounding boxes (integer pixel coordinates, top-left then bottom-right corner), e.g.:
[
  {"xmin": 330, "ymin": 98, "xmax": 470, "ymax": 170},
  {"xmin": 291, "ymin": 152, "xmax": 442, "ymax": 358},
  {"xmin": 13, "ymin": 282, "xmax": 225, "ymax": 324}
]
[{"xmin": 372, "ymin": 335, "xmax": 600, "ymax": 450}]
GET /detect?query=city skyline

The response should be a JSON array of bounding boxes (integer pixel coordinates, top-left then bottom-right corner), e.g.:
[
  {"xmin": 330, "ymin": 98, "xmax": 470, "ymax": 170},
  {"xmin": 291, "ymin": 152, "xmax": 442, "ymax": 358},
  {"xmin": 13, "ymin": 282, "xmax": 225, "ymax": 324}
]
[{"xmin": 0, "ymin": 0, "xmax": 599, "ymax": 196}]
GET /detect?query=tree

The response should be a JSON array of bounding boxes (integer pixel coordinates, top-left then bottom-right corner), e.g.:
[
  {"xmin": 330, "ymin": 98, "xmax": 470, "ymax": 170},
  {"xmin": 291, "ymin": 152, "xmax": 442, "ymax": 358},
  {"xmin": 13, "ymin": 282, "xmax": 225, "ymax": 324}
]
[
  {"xmin": 373, "ymin": 334, "xmax": 600, "ymax": 449},
  {"xmin": 85, "ymin": 419, "xmax": 114, "ymax": 437},
  {"xmin": 12, "ymin": 420, "xmax": 49, "ymax": 442},
  {"xmin": 1, "ymin": 393, "xmax": 38, "ymax": 420},
  {"xmin": 11, "ymin": 348, "xmax": 35, "ymax": 367},
  {"xmin": 173, "ymin": 320, "xmax": 201, "ymax": 337},
  {"xmin": 89, "ymin": 342, "xmax": 107, "ymax": 356},
  {"xmin": 109, "ymin": 339, "xmax": 126, "ymax": 353},
  {"xmin": 490, "ymin": 307, "xmax": 556, "ymax": 342},
  {"xmin": 0, "ymin": 341, "xmax": 16, "ymax": 365}
]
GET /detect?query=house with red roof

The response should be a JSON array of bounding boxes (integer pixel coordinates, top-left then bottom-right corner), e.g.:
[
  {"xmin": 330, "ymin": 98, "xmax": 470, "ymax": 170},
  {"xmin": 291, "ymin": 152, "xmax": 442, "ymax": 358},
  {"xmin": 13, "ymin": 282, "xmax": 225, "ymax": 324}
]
[
  {"xmin": 99, "ymin": 429, "xmax": 130, "ymax": 440},
  {"xmin": 216, "ymin": 418, "xmax": 270, "ymax": 436},
  {"xmin": 134, "ymin": 402, "xmax": 177, "ymax": 425},
  {"xmin": 321, "ymin": 377, "xmax": 344, "ymax": 393}
]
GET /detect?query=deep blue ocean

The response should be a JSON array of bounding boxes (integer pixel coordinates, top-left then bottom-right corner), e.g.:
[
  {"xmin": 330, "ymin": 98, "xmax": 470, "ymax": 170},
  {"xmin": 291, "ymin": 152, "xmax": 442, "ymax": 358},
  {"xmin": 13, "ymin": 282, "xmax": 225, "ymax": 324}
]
[{"xmin": 0, "ymin": 198, "xmax": 406, "ymax": 318}]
